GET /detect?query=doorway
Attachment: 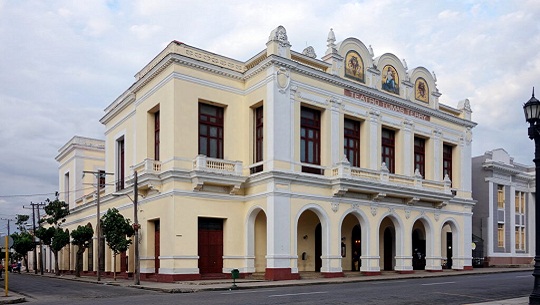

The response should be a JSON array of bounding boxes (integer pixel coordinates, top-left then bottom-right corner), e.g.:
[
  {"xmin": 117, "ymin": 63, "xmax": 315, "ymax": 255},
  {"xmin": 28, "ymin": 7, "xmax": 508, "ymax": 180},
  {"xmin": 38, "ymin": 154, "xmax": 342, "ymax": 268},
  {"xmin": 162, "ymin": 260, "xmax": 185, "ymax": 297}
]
[
  {"xmin": 446, "ymin": 232, "xmax": 453, "ymax": 269},
  {"xmin": 384, "ymin": 227, "xmax": 394, "ymax": 271},
  {"xmin": 351, "ymin": 225, "xmax": 361, "ymax": 271},
  {"xmin": 198, "ymin": 218, "xmax": 224, "ymax": 274},
  {"xmin": 154, "ymin": 220, "xmax": 160, "ymax": 273}
]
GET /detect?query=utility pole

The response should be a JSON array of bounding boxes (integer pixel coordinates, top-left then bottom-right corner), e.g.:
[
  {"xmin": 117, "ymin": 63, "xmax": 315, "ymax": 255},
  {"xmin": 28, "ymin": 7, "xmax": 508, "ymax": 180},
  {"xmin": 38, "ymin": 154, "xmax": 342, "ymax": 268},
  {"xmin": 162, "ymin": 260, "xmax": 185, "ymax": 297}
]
[
  {"xmin": 0, "ymin": 218, "xmax": 11, "ymax": 236},
  {"xmin": 83, "ymin": 170, "xmax": 113, "ymax": 282},
  {"xmin": 24, "ymin": 202, "xmax": 45, "ymax": 274},
  {"xmin": 29, "ymin": 203, "xmax": 37, "ymax": 274},
  {"xmin": 35, "ymin": 206, "xmax": 44, "ymax": 275}
]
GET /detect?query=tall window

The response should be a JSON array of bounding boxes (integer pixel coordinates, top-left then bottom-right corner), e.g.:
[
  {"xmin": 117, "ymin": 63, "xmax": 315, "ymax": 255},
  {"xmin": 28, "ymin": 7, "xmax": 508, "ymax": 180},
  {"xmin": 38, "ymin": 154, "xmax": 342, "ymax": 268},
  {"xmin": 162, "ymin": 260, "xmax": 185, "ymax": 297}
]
[
  {"xmin": 515, "ymin": 227, "xmax": 525, "ymax": 251},
  {"xmin": 116, "ymin": 138, "xmax": 125, "ymax": 191},
  {"xmin": 252, "ymin": 106, "xmax": 264, "ymax": 174},
  {"xmin": 515, "ymin": 191, "xmax": 525, "ymax": 214},
  {"xmin": 498, "ymin": 224, "xmax": 504, "ymax": 248},
  {"xmin": 64, "ymin": 172, "xmax": 70, "ymax": 204},
  {"xmin": 98, "ymin": 170, "xmax": 105, "ymax": 190},
  {"xmin": 497, "ymin": 185, "xmax": 505, "ymax": 209},
  {"xmin": 301, "ymin": 107, "xmax": 322, "ymax": 174},
  {"xmin": 199, "ymin": 103, "xmax": 224, "ymax": 158},
  {"xmin": 381, "ymin": 128, "xmax": 395, "ymax": 173},
  {"xmin": 414, "ymin": 137, "xmax": 425, "ymax": 177},
  {"xmin": 515, "ymin": 191, "xmax": 526, "ymax": 251},
  {"xmin": 154, "ymin": 111, "xmax": 160, "ymax": 161},
  {"xmin": 443, "ymin": 144, "xmax": 453, "ymax": 180},
  {"xmin": 344, "ymin": 119, "xmax": 360, "ymax": 167}
]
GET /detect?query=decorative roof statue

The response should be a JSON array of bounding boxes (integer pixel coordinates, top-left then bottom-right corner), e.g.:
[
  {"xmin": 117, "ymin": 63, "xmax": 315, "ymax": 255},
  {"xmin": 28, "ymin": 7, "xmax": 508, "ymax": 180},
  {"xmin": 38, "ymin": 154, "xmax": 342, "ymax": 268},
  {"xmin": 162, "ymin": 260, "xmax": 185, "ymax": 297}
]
[
  {"xmin": 326, "ymin": 28, "xmax": 337, "ymax": 55},
  {"xmin": 302, "ymin": 46, "xmax": 317, "ymax": 58},
  {"xmin": 268, "ymin": 25, "xmax": 291, "ymax": 47}
]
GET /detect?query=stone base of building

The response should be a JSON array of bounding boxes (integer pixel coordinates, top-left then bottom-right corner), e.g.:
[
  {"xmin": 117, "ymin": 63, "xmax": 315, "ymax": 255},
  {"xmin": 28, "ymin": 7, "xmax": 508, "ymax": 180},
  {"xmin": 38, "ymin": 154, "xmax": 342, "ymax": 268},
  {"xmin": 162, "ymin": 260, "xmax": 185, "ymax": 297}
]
[
  {"xmin": 463, "ymin": 266, "xmax": 473, "ymax": 270},
  {"xmin": 362, "ymin": 271, "xmax": 381, "ymax": 276},
  {"xmin": 145, "ymin": 273, "xmax": 202, "ymax": 282},
  {"xmin": 486, "ymin": 256, "xmax": 534, "ymax": 267},
  {"xmin": 322, "ymin": 272, "xmax": 344, "ymax": 278},
  {"xmin": 426, "ymin": 269, "xmax": 443, "ymax": 272},
  {"xmin": 265, "ymin": 268, "xmax": 300, "ymax": 281},
  {"xmin": 396, "ymin": 270, "xmax": 415, "ymax": 274}
]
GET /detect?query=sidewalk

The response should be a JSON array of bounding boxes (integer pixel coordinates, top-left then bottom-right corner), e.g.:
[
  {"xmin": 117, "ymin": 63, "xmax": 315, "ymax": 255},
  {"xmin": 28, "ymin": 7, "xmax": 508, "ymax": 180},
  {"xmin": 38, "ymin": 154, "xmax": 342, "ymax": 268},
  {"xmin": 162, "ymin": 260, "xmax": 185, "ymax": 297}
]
[{"xmin": 5, "ymin": 267, "xmax": 535, "ymax": 304}]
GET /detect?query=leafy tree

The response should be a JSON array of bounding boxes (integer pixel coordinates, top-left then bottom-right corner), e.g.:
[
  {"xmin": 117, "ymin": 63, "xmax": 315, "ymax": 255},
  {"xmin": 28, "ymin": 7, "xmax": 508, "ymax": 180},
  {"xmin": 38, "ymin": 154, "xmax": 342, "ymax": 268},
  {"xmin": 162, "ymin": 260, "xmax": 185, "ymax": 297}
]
[
  {"xmin": 71, "ymin": 224, "xmax": 94, "ymax": 277},
  {"xmin": 12, "ymin": 214, "xmax": 33, "ymax": 272},
  {"xmin": 101, "ymin": 208, "xmax": 134, "ymax": 280},
  {"xmin": 11, "ymin": 231, "xmax": 34, "ymax": 273},
  {"xmin": 15, "ymin": 214, "xmax": 30, "ymax": 232},
  {"xmin": 35, "ymin": 198, "xmax": 70, "ymax": 276}
]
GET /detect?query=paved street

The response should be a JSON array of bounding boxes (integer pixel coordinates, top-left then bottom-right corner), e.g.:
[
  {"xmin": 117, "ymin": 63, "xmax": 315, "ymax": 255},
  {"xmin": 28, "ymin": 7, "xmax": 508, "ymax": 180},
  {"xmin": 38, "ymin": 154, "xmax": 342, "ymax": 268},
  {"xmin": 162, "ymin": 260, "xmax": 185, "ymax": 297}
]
[{"xmin": 2, "ymin": 269, "xmax": 532, "ymax": 304}]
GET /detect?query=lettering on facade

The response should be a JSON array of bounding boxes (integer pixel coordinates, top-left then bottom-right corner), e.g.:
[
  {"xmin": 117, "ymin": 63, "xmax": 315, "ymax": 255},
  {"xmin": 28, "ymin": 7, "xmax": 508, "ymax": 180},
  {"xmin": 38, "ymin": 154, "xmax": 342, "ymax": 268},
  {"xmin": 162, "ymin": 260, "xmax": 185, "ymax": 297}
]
[{"xmin": 344, "ymin": 89, "xmax": 430, "ymax": 121}]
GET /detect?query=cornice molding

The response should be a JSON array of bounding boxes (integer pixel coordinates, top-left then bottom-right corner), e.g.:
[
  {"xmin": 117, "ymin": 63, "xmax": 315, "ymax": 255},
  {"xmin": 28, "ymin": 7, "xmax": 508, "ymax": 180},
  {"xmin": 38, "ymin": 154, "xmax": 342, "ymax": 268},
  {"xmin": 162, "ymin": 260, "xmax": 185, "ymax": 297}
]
[{"xmin": 101, "ymin": 51, "xmax": 476, "ymax": 130}]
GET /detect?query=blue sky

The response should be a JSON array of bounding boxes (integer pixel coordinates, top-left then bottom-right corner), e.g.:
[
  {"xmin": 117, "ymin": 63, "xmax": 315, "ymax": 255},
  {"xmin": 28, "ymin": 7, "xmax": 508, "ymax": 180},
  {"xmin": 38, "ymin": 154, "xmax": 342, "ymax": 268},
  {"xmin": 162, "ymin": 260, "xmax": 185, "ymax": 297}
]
[{"xmin": 1, "ymin": 0, "xmax": 539, "ymax": 230}]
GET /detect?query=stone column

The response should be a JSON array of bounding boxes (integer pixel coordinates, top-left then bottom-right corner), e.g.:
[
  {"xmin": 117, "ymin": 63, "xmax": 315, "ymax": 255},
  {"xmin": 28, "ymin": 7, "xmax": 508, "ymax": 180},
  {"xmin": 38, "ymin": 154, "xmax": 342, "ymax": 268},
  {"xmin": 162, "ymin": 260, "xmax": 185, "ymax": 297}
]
[{"xmin": 265, "ymin": 193, "xmax": 297, "ymax": 280}]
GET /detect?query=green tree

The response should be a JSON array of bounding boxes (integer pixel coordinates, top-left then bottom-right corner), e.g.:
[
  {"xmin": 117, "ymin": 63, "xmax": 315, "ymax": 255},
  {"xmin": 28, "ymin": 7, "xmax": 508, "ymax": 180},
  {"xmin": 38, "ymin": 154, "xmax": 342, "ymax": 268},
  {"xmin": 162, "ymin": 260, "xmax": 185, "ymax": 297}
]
[
  {"xmin": 101, "ymin": 208, "xmax": 134, "ymax": 280},
  {"xmin": 15, "ymin": 214, "xmax": 30, "ymax": 232},
  {"xmin": 12, "ymin": 214, "xmax": 33, "ymax": 272},
  {"xmin": 35, "ymin": 198, "xmax": 70, "ymax": 276},
  {"xmin": 70, "ymin": 224, "xmax": 94, "ymax": 277},
  {"xmin": 11, "ymin": 232, "xmax": 34, "ymax": 273}
]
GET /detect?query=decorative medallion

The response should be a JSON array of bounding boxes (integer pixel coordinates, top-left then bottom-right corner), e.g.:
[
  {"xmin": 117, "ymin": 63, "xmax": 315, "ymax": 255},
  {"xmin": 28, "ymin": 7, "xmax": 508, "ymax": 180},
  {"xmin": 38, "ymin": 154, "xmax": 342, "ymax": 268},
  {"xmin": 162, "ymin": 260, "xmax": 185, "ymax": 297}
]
[
  {"xmin": 352, "ymin": 202, "xmax": 360, "ymax": 210},
  {"xmin": 331, "ymin": 202, "xmax": 339, "ymax": 213},
  {"xmin": 415, "ymin": 78, "xmax": 429, "ymax": 103},
  {"xmin": 345, "ymin": 50, "xmax": 364, "ymax": 83},
  {"xmin": 381, "ymin": 65, "xmax": 399, "ymax": 95},
  {"xmin": 276, "ymin": 67, "xmax": 290, "ymax": 93},
  {"xmin": 371, "ymin": 206, "xmax": 377, "ymax": 216},
  {"xmin": 434, "ymin": 212, "xmax": 440, "ymax": 222},
  {"xmin": 405, "ymin": 209, "xmax": 411, "ymax": 219}
]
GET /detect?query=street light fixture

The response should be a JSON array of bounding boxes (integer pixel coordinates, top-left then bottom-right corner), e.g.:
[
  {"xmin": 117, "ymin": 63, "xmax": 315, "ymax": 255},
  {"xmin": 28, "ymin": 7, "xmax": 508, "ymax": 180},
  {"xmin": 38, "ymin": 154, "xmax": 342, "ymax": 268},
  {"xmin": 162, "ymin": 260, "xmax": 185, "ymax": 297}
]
[{"xmin": 523, "ymin": 88, "xmax": 540, "ymax": 304}]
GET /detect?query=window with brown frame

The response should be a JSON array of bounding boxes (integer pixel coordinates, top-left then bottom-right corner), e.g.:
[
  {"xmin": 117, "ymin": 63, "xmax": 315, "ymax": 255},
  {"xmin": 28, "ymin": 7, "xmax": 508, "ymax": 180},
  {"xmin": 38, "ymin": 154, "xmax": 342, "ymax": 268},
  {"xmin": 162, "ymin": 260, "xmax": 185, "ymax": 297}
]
[
  {"xmin": 443, "ymin": 144, "xmax": 453, "ymax": 181},
  {"xmin": 344, "ymin": 118, "xmax": 360, "ymax": 167},
  {"xmin": 301, "ymin": 107, "xmax": 322, "ymax": 175},
  {"xmin": 154, "ymin": 111, "xmax": 160, "ymax": 161},
  {"xmin": 381, "ymin": 128, "xmax": 395, "ymax": 173},
  {"xmin": 116, "ymin": 138, "xmax": 125, "ymax": 191},
  {"xmin": 414, "ymin": 137, "xmax": 425, "ymax": 177},
  {"xmin": 199, "ymin": 103, "xmax": 224, "ymax": 159}
]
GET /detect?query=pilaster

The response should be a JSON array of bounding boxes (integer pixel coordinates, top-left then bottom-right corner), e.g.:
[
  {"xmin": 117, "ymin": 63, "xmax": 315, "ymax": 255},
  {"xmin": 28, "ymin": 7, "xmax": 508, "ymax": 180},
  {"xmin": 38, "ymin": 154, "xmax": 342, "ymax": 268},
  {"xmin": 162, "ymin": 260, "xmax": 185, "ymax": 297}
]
[{"xmin": 368, "ymin": 110, "xmax": 380, "ymax": 170}]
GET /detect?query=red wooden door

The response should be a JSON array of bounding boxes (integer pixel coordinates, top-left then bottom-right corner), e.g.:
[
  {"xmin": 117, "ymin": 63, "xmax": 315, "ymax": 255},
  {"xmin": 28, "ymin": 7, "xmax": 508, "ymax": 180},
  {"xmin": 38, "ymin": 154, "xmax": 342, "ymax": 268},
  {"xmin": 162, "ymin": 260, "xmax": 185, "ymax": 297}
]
[
  {"xmin": 120, "ymin": 251, "xmax": 127, "ymax": 272},
  {"xmin": 154, "ymin": 220, "xmax": 160, "ymax": 273},
  {"xmin": 198, "ymin": 218, "xmax": 223, "ymax": 274}
]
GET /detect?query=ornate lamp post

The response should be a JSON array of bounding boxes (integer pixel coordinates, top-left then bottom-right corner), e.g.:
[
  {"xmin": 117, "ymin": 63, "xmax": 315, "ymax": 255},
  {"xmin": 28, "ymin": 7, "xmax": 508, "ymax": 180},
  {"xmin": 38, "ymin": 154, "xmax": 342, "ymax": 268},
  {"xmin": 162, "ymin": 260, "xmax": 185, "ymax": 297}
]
[{"xmin": 523, "ymin": 88, "xmax": 540, "ymax": 304}]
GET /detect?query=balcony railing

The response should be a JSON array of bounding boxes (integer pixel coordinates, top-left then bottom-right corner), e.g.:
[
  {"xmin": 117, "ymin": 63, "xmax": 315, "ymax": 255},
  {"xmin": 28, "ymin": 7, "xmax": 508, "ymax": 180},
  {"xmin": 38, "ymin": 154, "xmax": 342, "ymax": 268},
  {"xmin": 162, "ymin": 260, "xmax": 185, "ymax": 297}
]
[
  {"xmin": 193, "ymin": 155, "xmax": 243, "ymax": 175},
  {"xmin": 331, "ymin": 159, "xmax": 451, "ymax": 194},
  {"xmin": 132, "ymin": 158, "xmax": 162, "ymax": 174}
]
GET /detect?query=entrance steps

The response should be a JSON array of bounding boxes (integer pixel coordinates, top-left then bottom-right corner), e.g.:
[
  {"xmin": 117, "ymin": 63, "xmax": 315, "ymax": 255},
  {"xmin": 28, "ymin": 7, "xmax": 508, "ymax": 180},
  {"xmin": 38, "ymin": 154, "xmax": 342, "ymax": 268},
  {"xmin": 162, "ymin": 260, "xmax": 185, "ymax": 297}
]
[
  {"xmin": 299, "ymin": 272, "xmax": 324, "ymax": 279},
  {"xmin": 246, "ymin": 272, "xmax": 265, "ymax": 280}
]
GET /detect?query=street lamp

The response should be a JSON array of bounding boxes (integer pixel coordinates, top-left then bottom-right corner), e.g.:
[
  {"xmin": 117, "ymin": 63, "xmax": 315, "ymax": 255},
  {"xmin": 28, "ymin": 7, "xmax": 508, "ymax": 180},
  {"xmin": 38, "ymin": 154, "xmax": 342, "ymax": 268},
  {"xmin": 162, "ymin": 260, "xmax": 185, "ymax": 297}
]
[
  {"xmin": 523, "ymin": 88, "xmax": 540, "ymax": 304},
  {"xmin": 112, "ymin": 171, "xmax": 140, "ymax": 285}
]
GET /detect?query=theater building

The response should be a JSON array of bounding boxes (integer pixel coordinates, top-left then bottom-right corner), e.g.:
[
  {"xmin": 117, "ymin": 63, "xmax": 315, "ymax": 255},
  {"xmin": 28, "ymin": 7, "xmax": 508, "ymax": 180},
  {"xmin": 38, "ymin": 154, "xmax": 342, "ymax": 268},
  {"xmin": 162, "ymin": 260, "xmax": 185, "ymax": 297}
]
[
  {"xmin": 471, "ymin": 148, "xmax": 534, "ymax": 266},
  {"xmin": 55, "ymin": 26, "xmax": 476, "ymax": 281}
]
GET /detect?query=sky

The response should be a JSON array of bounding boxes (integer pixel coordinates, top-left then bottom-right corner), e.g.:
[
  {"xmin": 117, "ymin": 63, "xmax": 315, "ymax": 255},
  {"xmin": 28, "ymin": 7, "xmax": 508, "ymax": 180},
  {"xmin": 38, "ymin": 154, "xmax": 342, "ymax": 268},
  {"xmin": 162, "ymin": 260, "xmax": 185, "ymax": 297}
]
[{"xmin": 1, "ymin": 0, "xmax": 540, "ymax": 231}]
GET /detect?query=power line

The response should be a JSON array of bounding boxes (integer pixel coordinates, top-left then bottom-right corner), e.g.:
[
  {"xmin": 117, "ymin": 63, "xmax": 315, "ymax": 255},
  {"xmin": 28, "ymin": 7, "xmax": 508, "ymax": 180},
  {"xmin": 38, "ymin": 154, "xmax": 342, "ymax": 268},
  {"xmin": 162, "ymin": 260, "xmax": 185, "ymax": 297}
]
[{"xmin": 0, "ymin": 175, "xmax": 127, "ymax": 199}]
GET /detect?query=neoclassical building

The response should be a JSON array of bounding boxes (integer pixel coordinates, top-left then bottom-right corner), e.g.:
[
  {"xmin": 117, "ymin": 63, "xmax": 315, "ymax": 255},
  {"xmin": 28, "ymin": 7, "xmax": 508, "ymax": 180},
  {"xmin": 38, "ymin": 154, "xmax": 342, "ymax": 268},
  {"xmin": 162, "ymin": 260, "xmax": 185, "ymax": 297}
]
[
  {"xmin": 54, "ymin": 26, "xmax": 476, "ymax": 281},
  {"xmin": 471, "ymin": 148, "xmax": 534, "ymax": 266}
]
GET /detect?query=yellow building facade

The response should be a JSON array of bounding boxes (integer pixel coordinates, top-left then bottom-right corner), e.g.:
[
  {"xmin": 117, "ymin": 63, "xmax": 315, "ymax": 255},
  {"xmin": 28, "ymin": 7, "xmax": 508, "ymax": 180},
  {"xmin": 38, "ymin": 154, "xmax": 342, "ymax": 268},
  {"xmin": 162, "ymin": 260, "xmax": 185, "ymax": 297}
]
[{"xmin": 56, "ymin": 26, "xmax": 476, "ymax": 281}]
